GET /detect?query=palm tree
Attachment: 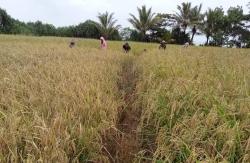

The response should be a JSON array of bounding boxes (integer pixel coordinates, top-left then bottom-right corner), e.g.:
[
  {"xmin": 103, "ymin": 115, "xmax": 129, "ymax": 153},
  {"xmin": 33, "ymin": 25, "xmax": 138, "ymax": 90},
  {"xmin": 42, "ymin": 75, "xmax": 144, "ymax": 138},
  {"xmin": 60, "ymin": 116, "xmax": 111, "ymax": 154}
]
[
  {"xmin": 96, "ymin": 12, "xmax": 120, "ymax": 39},
  {"xmin": 190, "ymin": 4, "xmax": 203, "ymax": 43},
  {"xmin": 174, "ymin": 2, "xmax": 192, "ymax": 34},
  {"xmin": 199, "ymin": 8, "xmax": 224, "ymax": 45},
  {"xmin": 128, "ymin": 5, "xmax": 159, "ymax": 41},
  {"xmin": 174, "ymin": 3, "xmax": 203, "ymax": 43},
  {"xmin": 199, "ymin": 9, "xmax": 214, "ymax": 45}
]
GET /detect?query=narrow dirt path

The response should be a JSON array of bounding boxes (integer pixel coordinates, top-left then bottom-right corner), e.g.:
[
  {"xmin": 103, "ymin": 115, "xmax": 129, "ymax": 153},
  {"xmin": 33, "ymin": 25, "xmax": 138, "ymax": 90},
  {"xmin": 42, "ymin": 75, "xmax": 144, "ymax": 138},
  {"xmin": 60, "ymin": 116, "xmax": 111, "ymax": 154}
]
[{"xmin": 102, "ymin": 56, "xmax": 142, "ymax": 163}]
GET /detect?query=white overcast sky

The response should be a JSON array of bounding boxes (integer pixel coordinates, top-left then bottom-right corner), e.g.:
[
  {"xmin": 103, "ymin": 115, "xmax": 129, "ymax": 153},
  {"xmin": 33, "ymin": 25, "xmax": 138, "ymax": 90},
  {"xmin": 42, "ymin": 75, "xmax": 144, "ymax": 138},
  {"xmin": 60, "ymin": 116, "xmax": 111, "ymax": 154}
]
[{"xmin": 0, "ymin": 0, "xmax": 249, "ymax": 27}]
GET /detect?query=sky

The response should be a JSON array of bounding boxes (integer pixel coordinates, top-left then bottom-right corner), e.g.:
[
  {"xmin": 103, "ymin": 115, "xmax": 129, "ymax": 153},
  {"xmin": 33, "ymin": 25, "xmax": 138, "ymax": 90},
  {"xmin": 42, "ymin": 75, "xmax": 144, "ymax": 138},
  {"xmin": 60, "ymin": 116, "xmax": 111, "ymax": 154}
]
[
  {"xmin": 0, "ymin": 0, "xmax": 249, "ymax": 27},
  {"xmin": 0, "ymin": 0, "xmax": 249, "ymax": 44}
]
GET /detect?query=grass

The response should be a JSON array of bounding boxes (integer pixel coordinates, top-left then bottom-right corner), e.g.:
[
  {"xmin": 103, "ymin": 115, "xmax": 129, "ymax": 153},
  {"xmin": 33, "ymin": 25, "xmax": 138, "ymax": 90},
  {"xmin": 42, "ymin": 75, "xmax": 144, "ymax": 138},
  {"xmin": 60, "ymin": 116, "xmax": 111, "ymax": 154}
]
[{"xmin": 0, "ymin": 34, "xmax": 249, "ymax": 162}]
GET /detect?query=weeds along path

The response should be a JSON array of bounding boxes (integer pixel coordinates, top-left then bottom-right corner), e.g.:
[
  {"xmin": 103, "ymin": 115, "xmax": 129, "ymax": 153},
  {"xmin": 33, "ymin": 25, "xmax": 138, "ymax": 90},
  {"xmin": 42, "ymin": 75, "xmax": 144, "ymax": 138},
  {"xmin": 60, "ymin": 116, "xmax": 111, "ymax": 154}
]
[{"xmin": 102, "ymin": 56, "xmax": 142, "ymax": 163}]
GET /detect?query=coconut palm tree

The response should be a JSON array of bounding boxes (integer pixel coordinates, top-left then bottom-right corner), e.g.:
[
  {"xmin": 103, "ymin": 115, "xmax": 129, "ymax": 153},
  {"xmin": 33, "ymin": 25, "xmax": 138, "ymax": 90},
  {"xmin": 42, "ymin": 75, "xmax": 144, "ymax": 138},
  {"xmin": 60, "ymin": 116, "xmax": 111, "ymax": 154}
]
[
  {"xmin": 174, "ymin": 2, "xmax": 192, "ymax": 34},
  {"xmin": 199, "ymin": 8, "xmax": 224, "ymax": 45},
  {"xmin": 96, "ymin": 12, "xmax": 120, "ymax": 39},
  {"xmin": 199, "ymin": 9, "xmax": 214, "ymax": 45},
  {"xmin": 128, "ymin": 5, "xmax": 159, "ymax": 41},
  {"xmin": 190, "ymin": 4, "xmax": 203, "ymax": 43},
  {"xmin": 174, "ymin": 2, "xmax": 203, "ymax": 43}
]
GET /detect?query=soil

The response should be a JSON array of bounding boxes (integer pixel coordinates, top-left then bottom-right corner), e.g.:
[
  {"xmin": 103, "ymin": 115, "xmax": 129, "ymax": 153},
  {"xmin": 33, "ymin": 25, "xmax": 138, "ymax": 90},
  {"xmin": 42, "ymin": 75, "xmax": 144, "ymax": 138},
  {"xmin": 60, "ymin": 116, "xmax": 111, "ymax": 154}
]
[{"xmin": 102, "ymin": 57, "xmax": 142, "ymax": 163}]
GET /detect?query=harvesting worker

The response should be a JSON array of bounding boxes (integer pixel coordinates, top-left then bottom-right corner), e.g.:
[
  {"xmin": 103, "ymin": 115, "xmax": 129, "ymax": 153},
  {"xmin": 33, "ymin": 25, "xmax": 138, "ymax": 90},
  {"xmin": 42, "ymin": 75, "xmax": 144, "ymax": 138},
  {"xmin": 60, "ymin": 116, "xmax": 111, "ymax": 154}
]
[
  {"xmin": 183, "ymin": 42, "xmax": 190, "ymax": 48},
  {"xmin": 69, "ymin": 39, "xmax": 76, "ymax": 48},
  {"xmin": 100, "ymin": 36, "xmax": 107, "ymax": 50},
  {"xmin": 123, "ymin": 42, "xmax": 131, "ymax": 53},
  {"xmin": 159, "ymin": 40, "xmax": 167, "ymax": 50}
]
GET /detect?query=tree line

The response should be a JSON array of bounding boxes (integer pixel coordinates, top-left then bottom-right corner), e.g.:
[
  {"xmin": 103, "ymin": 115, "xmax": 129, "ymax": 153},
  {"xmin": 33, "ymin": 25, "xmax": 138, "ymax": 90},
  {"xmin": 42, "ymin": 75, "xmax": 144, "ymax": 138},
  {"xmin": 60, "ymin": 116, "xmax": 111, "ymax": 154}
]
[{"xmin": 1, "ymin": 2, "xmax": 250, "ymax": 47}]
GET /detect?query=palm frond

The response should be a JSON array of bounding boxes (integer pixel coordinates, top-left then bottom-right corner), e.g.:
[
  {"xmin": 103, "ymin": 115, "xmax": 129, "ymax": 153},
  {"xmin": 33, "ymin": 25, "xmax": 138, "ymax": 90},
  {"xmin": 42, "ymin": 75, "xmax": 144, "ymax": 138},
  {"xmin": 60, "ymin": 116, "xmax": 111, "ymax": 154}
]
[
  {"xmin": 128, "ymin": 5, "xmax": 158, "ymax": 37},
  {"xmin": 95, "ymin": 12, "xmax": 120, "ymax": 38}
]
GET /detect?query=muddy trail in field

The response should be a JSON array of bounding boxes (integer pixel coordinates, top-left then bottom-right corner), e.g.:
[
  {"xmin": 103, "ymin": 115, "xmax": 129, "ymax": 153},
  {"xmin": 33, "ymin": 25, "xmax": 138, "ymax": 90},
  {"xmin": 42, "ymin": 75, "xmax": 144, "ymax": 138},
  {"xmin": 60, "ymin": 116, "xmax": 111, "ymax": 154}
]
[{"xmin": 102, "ymin": 57, "xmax": 143, "ymax": 163}]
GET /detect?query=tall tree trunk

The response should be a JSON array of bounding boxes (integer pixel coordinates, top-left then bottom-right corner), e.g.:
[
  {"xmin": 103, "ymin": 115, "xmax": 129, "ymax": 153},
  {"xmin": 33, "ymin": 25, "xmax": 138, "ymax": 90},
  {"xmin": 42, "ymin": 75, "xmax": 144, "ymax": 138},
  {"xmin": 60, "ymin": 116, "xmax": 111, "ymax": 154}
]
[
  {"xmin": 206, "ymin": 35, "xmax": 210, "ymax": 45},
  {"xmin": 183, "ymin": 27, "xmax": 187, "ymax": 35},
  {"xmin": 190, "ymin": 26, "xmax": 196, "ymax": 44},
  {"xmin": 142, "ymin": 30, "xmax": 147, "ymax": 42},
  {"xmin": 191, "ymin": 32, "xmax": 195, "ymax": 44}
]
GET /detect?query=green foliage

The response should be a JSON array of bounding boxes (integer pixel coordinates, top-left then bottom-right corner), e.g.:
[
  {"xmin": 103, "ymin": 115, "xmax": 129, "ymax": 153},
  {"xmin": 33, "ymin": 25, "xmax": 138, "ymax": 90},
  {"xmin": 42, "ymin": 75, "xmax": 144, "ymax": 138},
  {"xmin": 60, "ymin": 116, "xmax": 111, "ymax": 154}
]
[
  {"xmin": 56, "ymin": 26, "xmax": 76, "ymax": 37},
  {"xmin": 225, "ymin": 6, "xmax": 250, "ymax": 47},
  {"xmin": 120, "ymin": 27, "xmax": 133, "ymax": 41},
  {"xmin": 174, "ymin": 2, "xmax": 193, "ymax": 31},
  {"xmin": 199, "ymin": 7, "xmax": 225, "ymax": 45},
  {"xmin": 95, "ymin": 12, "xmax": 120, "ymax": 39},
  {"xmin": 0, "ymin": 7, "xmax": 121, "ymax": 40},
  {"xmin": 129, "ymin": 30, "xmax": 144, "ymax": 41},
  {"xmin": 0, "ymin": 8, "xmax": 13, "ymax": 33},
  {"xmin": 128, "ymin": 5, "xmax": 160, "ymax": 41},
  {"xmin": 174, "ymin": 3, "xmax": 203, "ymax": 31},
  {"xmin": 28, "ymin": 21, "xmax": 57, "ymax": 36},
  {"xmin": 171, "ymin": 26, "xmax": 190, "ymax": 44},
  {"xmin": 200, "ymin": 6, "xmax": 250, "ymax": 47},
  {"xmin": 75, "ymin": 20, "xmax": 99, "ymax": 38},
  {"xmin": 1, "ymin": 3, "xmax": 250, "ymax": 46},
  {"xmin": 148, "ymin": 14, "xmax": 172, "ymax": 42},
  {"xmin": 174, "ymin": 2, "xmax": 203, "ymax": 43},
  {"xmin": 11, "ymin": 20, "xmax": 32, "ymax": 35}
]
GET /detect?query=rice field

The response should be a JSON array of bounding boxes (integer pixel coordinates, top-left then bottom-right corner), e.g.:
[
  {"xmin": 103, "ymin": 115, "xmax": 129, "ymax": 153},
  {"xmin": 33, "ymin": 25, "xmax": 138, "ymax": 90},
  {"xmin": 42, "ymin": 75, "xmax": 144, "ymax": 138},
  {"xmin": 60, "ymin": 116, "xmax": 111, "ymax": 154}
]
[{"xmin": 0, "ymin": 35, "xmax": 249, "ymax": 162}]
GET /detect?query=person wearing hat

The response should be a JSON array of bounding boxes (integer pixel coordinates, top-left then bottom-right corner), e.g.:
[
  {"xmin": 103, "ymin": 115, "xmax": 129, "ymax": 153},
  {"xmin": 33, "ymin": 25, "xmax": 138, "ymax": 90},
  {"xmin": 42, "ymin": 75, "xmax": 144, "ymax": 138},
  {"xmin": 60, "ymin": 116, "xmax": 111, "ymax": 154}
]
[{"xmin": 159, "ymin": 40, "xmax": 167, "ymax": 50}]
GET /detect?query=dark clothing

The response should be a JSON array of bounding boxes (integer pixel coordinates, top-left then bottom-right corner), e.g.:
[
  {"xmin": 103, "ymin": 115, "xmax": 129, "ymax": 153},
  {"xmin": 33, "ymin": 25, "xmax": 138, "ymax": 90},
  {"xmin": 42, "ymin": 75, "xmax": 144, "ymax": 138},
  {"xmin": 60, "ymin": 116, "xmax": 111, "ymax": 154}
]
[
  {"xmin": 123, "ymin": 43, "xmax": 131, "ymax": 53},
  {"xmin": 69, "ymin": 41, "xmax": 75, "ymax": 48},
  {"xmin": 159, "ymin": 41, "xmax": 166, "ymax": 50}
]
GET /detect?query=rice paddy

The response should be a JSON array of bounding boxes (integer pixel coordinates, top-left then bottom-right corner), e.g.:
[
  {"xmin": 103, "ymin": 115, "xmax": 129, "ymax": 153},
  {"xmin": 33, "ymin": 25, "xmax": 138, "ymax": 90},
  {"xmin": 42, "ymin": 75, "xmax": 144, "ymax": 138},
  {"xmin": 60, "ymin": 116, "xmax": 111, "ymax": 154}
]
[{"xmin": 0, "ymin": 35, "xmax": 249, "ymax": 162}]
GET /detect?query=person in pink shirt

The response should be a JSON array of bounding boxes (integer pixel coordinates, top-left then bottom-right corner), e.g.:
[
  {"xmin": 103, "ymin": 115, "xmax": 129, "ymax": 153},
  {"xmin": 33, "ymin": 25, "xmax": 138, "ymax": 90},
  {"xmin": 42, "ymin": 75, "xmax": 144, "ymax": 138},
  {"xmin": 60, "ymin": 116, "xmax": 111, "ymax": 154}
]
[{"xmin": 100, "ymin": 36, "xmax": 107, "ymax": 50}]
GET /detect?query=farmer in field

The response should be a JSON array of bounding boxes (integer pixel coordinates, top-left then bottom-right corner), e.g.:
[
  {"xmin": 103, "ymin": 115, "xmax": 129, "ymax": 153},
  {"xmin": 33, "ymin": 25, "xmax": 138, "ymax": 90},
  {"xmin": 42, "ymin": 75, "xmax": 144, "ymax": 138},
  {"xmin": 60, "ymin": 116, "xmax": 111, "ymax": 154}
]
[
  {"xmin": 159, "ymin": 40, "xmax": 167, "ymax": 50},
  {"xmin": 69, "ymin": 39, "xmax": 75, "ymax": 48},
  {"xmin": 100, "ymin": 36, "xmax": 107, "ymax": 50},
  {"xmin": 123, "ymin": 42, "xmax": 131, "ymax": 53},
  {"xmin": 183, "ymin": 42, "xmax": 190, "ymax": 48}
]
